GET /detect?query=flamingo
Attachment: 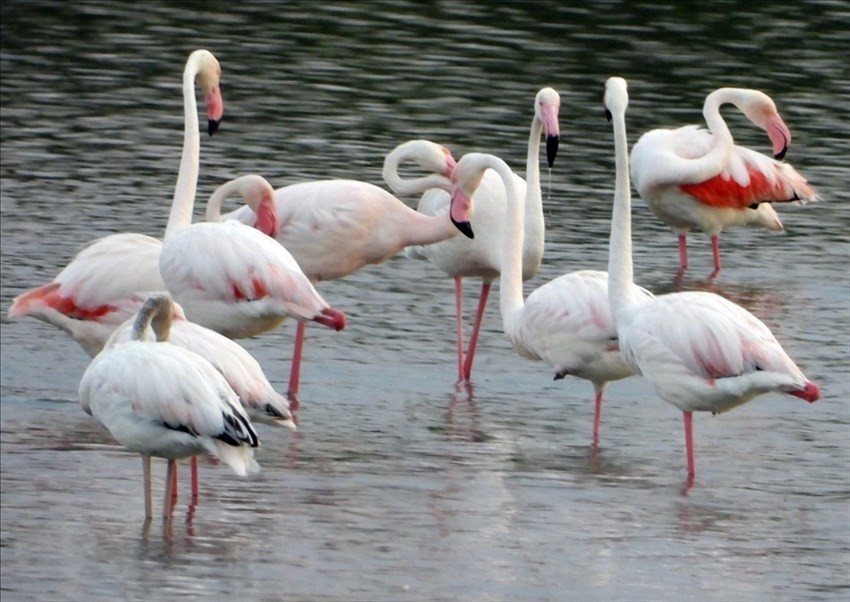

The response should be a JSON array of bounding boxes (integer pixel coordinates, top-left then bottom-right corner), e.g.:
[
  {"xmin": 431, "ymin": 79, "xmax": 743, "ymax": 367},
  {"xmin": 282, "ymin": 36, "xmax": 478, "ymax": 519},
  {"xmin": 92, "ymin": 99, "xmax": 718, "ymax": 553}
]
[
  {"xmin": 202, "ymin": 148, "xmax": 470, "ymax": 406},
  {"xmin": 106, "ymin": 295, "xmax": 296, "ymax": 432},
  {"xmin": 448, "ymin": 145, "xmax": 654, "ymax": 448},
  {"xmin": 629, "ymin": 86, "xmax": 818, "ymax": 274},
  {"xmin": 78, "ymin": 294, "xmax": 260, "ymax": 521},
  {"xmin": 7, "ymin": 49, "xmax": 224, "ymax": 356},
  {"xmin": 383, "ymin": 87, "xmax": 561, "ymax": 382},
  {"xmin": 604, "ymin": 76, "xmax": 819, "ymax": 484}
]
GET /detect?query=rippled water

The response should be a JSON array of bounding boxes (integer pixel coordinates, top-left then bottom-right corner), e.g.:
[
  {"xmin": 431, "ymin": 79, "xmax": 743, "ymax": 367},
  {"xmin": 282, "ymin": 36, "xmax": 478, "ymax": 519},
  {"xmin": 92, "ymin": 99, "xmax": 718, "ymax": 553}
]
[{"xmin": 2, "ymin": 1, "xmax": 849, "ymax": 601}]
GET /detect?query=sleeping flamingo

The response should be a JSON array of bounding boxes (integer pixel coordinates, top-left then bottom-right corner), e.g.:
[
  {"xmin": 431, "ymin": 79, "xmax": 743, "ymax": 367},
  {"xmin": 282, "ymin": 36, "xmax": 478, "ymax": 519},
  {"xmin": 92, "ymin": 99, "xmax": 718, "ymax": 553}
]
[
  {"xmin": 629, "ymin": 86, "xmax": 818, "ymax": 274},
  {"xmin": 106, "ymin": 295, "xmax": 296, "ymax": 432},
  {"xmin": 604, "ymin": 76, "xmax": 818, "ymax": 485},
  {"xmin": 79, "ymin": 294, "xmax": 260, "ymax": 521},
  {"xmin": 383, "ymin": 88, "xmax": 561, "ymax": 383},
  {"xmin": 447, "ymin": 145, "xmax": 653, "ymax": 448},
  {"xmin": 7, "ymin": 49, "xmax": 224, "ymax": 356},
  {"xmin": 203, "ymin": 146, "xmax": 470, "ymax": 406}
]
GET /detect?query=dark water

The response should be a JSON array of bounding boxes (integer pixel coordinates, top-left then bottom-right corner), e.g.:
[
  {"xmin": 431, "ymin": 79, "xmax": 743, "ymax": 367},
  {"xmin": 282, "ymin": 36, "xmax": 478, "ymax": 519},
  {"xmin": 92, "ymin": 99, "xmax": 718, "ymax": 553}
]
[{"xmin": 2, "ymin": 1, "xmax": 848, "ymax": 600}]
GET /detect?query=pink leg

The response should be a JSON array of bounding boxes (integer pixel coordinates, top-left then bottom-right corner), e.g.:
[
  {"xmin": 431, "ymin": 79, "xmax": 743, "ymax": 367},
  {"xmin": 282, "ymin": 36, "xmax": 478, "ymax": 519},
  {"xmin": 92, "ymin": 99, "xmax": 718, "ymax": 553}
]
[
  {"xmin": 454, "ymin": 276, "xmax": 465, "ymax": 383},
  {"xmin": 163, "ymin": 459, "xmax": 177, "ymax": 521},
  {"xmin": 170, "ymin": 461, "xmax": 179, "ymax": 508},
  {"xmin": 683, "ymin": 411, "xmax": 695, "ymax": 477},
  {"xmin": 288, "ymin": 321, "xmax": 307, "ymax": 409},
  {"xmin": 190, "ymin": 456, "xmax": 199, "ymax": 504},
  {"xmin": 142, "ymin": 456, "xmax": 152, "ymax": 520},
  {"xmin": 592, "ymin": 386, "xmax": 603, "ymax": 449},
  {"xmin": 462, "ymin": 282, "xmax": 491, "ymax": 381},
  {"xmin": 710, "ymin": 235, "xmax": 722, "ymax": 273},
  {"xmin": 678, "ymin": 234, "xmax": 688, "ymax": 270}
]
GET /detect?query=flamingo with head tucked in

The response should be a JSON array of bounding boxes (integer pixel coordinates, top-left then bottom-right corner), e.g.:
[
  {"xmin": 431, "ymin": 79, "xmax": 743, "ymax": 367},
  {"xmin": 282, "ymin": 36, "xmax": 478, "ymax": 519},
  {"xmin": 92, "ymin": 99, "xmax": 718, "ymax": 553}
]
[
  {"xmin": 79, "ymin": 294, "xmax": 260, "ymax": 521},
  {"xmin": 382, "ymin": 87, "xmax": 561, "ymax": 383},
  {"xmin": 629, "ymin": 86, "xmax": 818, "ymax": 274},
  {"xmin": 604, "ymin": 76, "xmax": 818, "ymax": 485}
]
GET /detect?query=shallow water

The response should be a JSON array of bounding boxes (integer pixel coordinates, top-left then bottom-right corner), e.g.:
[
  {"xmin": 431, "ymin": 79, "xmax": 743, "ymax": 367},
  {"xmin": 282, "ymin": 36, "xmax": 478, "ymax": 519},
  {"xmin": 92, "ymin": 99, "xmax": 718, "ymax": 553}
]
[{"xmin": 2, "ymin": 1, "xmax": 849, "ymax": 601}]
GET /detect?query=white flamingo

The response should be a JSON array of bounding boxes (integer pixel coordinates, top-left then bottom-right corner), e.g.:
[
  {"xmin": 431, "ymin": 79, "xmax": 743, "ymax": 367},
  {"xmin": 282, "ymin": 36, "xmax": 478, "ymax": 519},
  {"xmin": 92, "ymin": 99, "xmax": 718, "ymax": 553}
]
[
  {"xmin": 383, "ymin": 88, "xmax": 561, "ymax": 382},
  {"xmin": 629, "ymin": 86, "xmax": 818, "ymax": 273},
  {"xmin": 8, "ymin": 49, "xmax": 224, "ymax": 356},
  {"xmin": 79, "ymin": 294, "xmax": 260, "ymax": 521},
  {"xmin": 106, "ymin": 296, "xmax": 296, "ymax": 431},
  {"xmin": 604, "ymin": 76, "xmax": 819, "ymax": 484},
  {"xmin": 202, "ymin": 149, "xmax": 469, "ymax": 405},
  {"xmin": 448, "ymin": 146, "xmax": 652, "ymax": 448}
]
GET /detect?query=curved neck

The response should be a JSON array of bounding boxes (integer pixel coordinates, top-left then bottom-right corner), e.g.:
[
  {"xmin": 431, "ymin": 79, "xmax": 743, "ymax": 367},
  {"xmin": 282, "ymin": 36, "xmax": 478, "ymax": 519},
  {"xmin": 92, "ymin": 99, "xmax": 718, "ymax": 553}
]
[
  {"xmin": 606, "ymin": 108, "xmax": 640, "ymax": 322},
  {"xmin": 382, "ymin": 146, "xmax": 451, "ymax": 196},
  {"xmin": 205, "ymin": 178, "xmax": 239, "ymax": 222},
  {"xmin": 131, "ymin": 296, "xmax": 173, "ymax": 342},
  {"xmin": 496, "ymin": 154, "xmax": 527, "ymax": 324},
  {"xmin": 523, "ymin": 111, "xmax": 545, "ymax": 239},
  {"xmin": 687, "ymin": 89, "xmax": 736, "ymax": 180},
  {"xmin": 164, "ymin": 57, "xmax": 202, "ymax": 241}
]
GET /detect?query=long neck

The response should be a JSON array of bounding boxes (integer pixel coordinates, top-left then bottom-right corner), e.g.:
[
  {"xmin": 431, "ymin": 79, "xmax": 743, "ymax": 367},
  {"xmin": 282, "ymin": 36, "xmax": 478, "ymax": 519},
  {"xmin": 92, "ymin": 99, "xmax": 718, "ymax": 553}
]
[
  {"xmin": 497, "ymin": 156, "xmax": 526, "ymax": 325},
  {"xmin": 164, "ymin": 58, "xmax": 201, "ymax": 241},
  {"xmin": 686, "ymin": 89, "xmax": 735, "ymax": 181},
  {"xmin": 205, "ymin": 178, "xmax": 238, "ymax": 222},
  {"xmin": 523, "ymin": 113, "xmax": 545, "ymax": 250},
  {"xmin": 606, "ymin": 108, "xmax": 640, "ymax": 322},
  {"xmin": 131, "ymin": 296, "xmax": 173, "ymax": 342},
  {"xmin": 382, "ymin": 147, "xmax": 451, "ymax": 197}
]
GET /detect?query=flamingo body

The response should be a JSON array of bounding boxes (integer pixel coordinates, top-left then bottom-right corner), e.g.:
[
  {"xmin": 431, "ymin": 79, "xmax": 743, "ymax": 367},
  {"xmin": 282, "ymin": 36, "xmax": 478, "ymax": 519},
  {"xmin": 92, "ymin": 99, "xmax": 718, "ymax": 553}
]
[
  {"xmin": 107, "ymin": 305, "xmax": 295, "ymax": 429},
  {"xmin": 159, "ymin": 220, "xmax": 345, "ymax": 339}
]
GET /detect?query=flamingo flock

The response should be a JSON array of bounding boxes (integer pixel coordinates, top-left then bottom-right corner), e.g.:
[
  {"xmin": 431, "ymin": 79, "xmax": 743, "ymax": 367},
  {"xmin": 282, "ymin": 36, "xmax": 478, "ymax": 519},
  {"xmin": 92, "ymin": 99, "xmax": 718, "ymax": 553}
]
[{"xmin": 8, "ymin": 48, "xmax": 822, "ymax": 520}]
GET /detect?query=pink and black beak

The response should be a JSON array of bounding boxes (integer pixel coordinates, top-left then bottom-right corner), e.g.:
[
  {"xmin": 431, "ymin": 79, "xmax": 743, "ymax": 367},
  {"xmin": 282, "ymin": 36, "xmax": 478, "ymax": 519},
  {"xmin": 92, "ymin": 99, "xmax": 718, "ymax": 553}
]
[
  {"xmin": 206, "ymin": 84, "xmax": 224, "ymax": 136},
  {"xmin": 450, "ymin": 189, "xmax": 475, "ymax": 239}
]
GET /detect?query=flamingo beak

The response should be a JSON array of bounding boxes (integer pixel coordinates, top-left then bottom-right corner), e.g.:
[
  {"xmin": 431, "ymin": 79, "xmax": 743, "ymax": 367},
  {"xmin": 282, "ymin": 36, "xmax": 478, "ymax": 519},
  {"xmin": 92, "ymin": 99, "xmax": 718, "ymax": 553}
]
[
  {"xmin": 546, "ymin": 134, "xmax": 559, "ymax": 168},
  {"xmin": 449, "ymin": 190, "xmax": 475, "ymax": 239},
  {"xmin": 205, "ymin": 85, "xmax": 224, "ymax": 136}
]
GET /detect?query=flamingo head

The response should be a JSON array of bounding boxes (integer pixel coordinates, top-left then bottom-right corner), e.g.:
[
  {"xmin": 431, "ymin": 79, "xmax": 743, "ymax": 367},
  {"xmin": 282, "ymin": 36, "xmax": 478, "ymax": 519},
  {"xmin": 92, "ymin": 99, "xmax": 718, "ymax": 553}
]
[
  {"xmin": 535, "ymin": 87, "xmax": 561, "ymax": 168},
  {"xmin": 733, "ymin": 89, "xmax": 791, "ymax": 160},
  {"xmin": 232, "ymin": 175, "xmax": 280, "ymax": 238},
  {"xmin": 449, "ymin": 155, "xmax": 488, "ymax": 240},
  {"xmin": 191, "ymin": 49, "xmax": 223, "ymax": 135},
  {"xmin": 604, "ymin": 77, "xmax": 629, "ymax": 122},
  {"xmin": 788, "ymin": 381, "xmax": 820, "ymax": 403},
  {"xmin": 314, "ymin": 307, "xmax": 346, "ymax": 331}
]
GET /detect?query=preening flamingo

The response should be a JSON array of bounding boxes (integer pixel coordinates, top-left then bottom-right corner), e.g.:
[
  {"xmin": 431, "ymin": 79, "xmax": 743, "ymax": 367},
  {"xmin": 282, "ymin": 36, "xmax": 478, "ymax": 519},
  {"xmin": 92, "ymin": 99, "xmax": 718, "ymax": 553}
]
[
  {"xmin": 106, "ymin": 295, "xmax": 296, "ymax": 431},
  {"xmin": 449, "ymin": 149, "xmax": 653, "ymax": 448},
  {"xmin": 79, "ymin": 294, "xmax": 260, "ymax": 521},
  {"xmin": 604, "ymin": 76, "xmax": 819, "ymax": 484},
  {"xmin": 7, "ymin": 49, "xmax": 224, "ymax": 356},
  {"xmin": 203, "ymin": 153, "xmax": 471, "ymax": 405},
  {"xmin": 383, "ymin": 88, "xmax": 561, "ymax": 382},
  {"xmin": 629, "ymin": 86, "xmax": 818, "ymax": 274}
]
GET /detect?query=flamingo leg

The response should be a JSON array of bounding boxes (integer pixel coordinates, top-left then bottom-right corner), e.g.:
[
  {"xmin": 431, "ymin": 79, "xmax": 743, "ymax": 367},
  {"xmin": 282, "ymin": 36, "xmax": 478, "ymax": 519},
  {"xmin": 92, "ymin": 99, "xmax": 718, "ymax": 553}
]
[
  {"xmin": 163, "ymin": 459, "xmax": 177, "ymax": 521},
  {"xmin": 462, "ymin": 282, "xmax": 491, "ymax": 381},
  {"xmin": 592, "ymin": 386, "xmax": 603, "ymax": 449},
  {"xmin": 142, "ymin": 455, "xmax": 152, "ymax": 520},
  {"xmin": 288, "ymin": 321, "xmax": 307, "ymax": 409},
  {"xmin": 190, "ymin": 456, "xmax": 199, "ymax": 504},
  {"xmin": 710, "ymin": 234, "xmax": 722, "ymax": 272},
  {"xmin": 454, "ymin": 276, "xmax": 465, "ymax": 382},
  {"xmin": 683, "ymin": 411, "xmax": 696, "ymax": 478},
  {"xmin": 677, "ymin": 234, "xmax": 688, "ymax": 270}
]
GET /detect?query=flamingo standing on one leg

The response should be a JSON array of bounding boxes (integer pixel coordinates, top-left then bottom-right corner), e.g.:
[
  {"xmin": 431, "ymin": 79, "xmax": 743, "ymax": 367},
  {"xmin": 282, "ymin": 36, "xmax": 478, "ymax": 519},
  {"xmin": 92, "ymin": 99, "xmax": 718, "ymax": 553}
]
[
  {"xmin": 7, "ymin": 49, "xmax": 224, "ymax": 356},
  {"xmin": 79, "ymin": 294, "xmax": 260, "ymax": 521},
  {"xmin": 382, "ymin": 88, "xmax": 561, "ymax": 382},
  {"xmin": 202, "ymin": 144, "xmax": 471, "ymax": 406},
  {"xmin": 629, "ymin": 86, "xmax": 818, "ymax": 275},
  {"xmin": 604, "ymin": 76, "xmax": 818, "ymax": 486},
  {"xmin": 447, "ymin": 145, "xmax": 653, "ymax": 449}
]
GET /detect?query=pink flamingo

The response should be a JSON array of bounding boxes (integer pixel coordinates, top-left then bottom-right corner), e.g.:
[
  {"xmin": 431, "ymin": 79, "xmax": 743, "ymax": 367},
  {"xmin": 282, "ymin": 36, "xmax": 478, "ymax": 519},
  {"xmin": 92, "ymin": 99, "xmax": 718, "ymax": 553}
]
[
  {"xmin": 8, "ymin": 49, "xmax": 224, "ymax": 356},
  {"xmin": 79, "ymin": 294, "xmax": 260, "ymax": 521},
  {"xmin": 605, "ymin": 76, "xmax": 819, "ymax": 485},
  {"xmin": 383, "ymin": 88, "xmax": 561, "ymax": 382},
  {"xmin": 203, "ymin": 144, "xmax": 469, "ymax": 406},
  {"xmin": 629, "ymin": 86, "xmax": 818, "ymax": 274},
  {"xmin": 448, "ymin": 147, "xmax": 653, "ymax": 449}
]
